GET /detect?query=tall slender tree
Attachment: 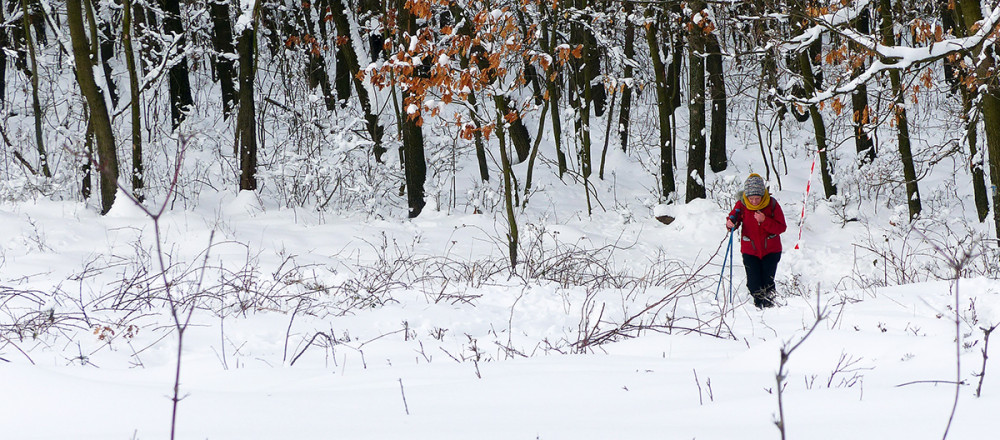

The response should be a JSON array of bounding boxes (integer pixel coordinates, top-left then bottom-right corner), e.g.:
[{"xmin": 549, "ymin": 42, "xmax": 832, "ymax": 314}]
[
  {"xmin": 160, "ymin": 0, "xmax": 194, "ymax": 128},
  {"xmin": 67, "ymin": 0, "xmax": 119, "ymax": 214},
  {"xmin": 941, "ymin": 1, "xmax": 986, "ymax": 221},
  {"xmin": 953, "ymin": 0, "xmax": 1000, "ymax": 237},
  {"xmin": 21, "ymin": 0, "xmax": 50, "ymax": 177},
  {"xmin": 686, "ymin": 1, "xmax": 708, "ymax": 202},
  {"xmin": 704, "ymin": 8, "xmax": 727, "ymax": 173},
  {"xmin": 878, "ymin": 0, "xmax": 919, "ymax": 219},
  {"xmin": 395, "ymin": 0, "xmax": 426, "ymax": 217},
  {"xmin": 647, "ymin": 10, "xmax": 676, "ymax": 201},
  {"xmin": 209, "ymin": 0, "xmax": 237, "ymax": 119},
  {"xmin": 330, "ymin": 0, "xmax": 385, "ymax": 161},
  {"xmin": 0, "ymin": 3, "xmax": 7, "ymax": 106},
  {"xmin": 850, "ymin": 8, "xmax": 875, "ymax": 166},
  {"xmin": 617, "ymin": 0, "xmax": 635, "ymax": 153},
  {"xmin": 236, "ymin": 1, "xmax": 260, "ymax": 191},
  {"xmin": 791, "ymin": 1, "xmax": 837, "ymax": 199},
  {"xmin": 123, "ymin": 0, "xmax": 144, "ymax": 201},
  {"xmin": 93, "ymin": 0, "xmax": 119, "ymax": 108}
]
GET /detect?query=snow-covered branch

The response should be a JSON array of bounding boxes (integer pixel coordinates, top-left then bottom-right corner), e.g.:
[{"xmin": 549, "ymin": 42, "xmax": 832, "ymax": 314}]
[{"xmin": 784, "ymin": 2, "xmax": 1000, "ymax": 104}]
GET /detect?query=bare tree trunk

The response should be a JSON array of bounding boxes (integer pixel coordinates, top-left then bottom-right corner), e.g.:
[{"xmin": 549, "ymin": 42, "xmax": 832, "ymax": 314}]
[
  {"xmin": 68, "ymin": 0, "xmax": 119, "ymax": 214},
  {"xmin": 82, "ymin": 115, "xmax": 93, "ymax": 199},
  {"xmin": 92, "ymin": 0, "xmax": 119, "ymax": 109},
  {"xmin": 964, "ymin": 87, "xmax": 991, "ymax": 223},
  {"xmin": 617, "ymin": 0, "xmax": 635, "ymax": 153},
  {"xmin": 0, "ymin": 3, "xmax": 8, "ymax": 107},
  {"xmin": 646, "ymin": 11, "xmax": 675, "ymax": 201},
  {"xmin": 496, "ymin": 112, "xmax": 518, "ymax": 269},
  {"xmin": 706, "ymin": 31, "xmax": 727, "ymax": 173},
  {"xmin": 954, "ymin": 0, "xmax": 997, "ymax": 230},
  {"xmin": 879, "ymin": 0, "xmax": 920, "ymax": 219},
  {"xmin": 7, "ymin": 0, "xmax": 30, "ymax": 78},
  {"xmin": 236, "ymin": 8, "xmax": 258, "ymax": 191},
  {"xmin": 295, "ymin": 2, "xmax": 336, "ymax": 110},
  {"xmin": 942, "ymin": 0, "xmax": 986, "ymax": 221},
  {"xmin": 686, "ymin": 3, "xmax": 707, "ymax": 202},
  {"xmin": 130, "ymin": 0, "xmax": 156, "ymax": 76},
  {"xmin": 985, "ymin": 92, "xmax": 1000, "ymax": 240},
  {"xmin": 571, "ymin": 63, "xmax": 594, "ymax": 214},
  {"xmin": 21, "ymin": 0, "xmax": 50, "ymax": 177},
  {"xmin": 396, "ymin": 0, "xmax": 425, "ymax": 217},
  {"xmin": 123, "ymin": 0, "xmax": 144, "ymax": 201},
  {"xmin": 160, "ymin": 0, "xmax": 193, "ymax": 128},
  {"xmin": 495, "ymin": 96, "xmax": 532, "ymax": 164},
  {"xmin": 539, "ymin": 7, "xmax": 566, "ymax": 176},
  {"xmin": 209, "ymin": 0, "xmax": 237, "ymax": 119},
  {"xmin": 851, "ymin": 8, "xmax": 875, "ymax": 166},
  {"xmin": 790, "ymin": 1, "xmax": 837, "ymax": 199},
  {"xmin": 798, "ymin": 51, "xmax": 837, "ymax": 199},
  {"xmin": 331, "ymin": 0, "xmax": 385, "ymax": 161}
]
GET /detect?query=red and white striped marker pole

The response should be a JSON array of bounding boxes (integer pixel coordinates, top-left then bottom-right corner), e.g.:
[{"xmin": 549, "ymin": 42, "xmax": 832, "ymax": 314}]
[{"xmin": 794, "ymin": 151, "xmax": 817, "ymax": 250}]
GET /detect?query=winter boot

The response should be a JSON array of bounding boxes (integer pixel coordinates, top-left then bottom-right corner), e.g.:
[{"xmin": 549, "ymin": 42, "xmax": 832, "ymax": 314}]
[{"xmin": 752, "ymin": 289, "xmax": 775, "ymax": 309}]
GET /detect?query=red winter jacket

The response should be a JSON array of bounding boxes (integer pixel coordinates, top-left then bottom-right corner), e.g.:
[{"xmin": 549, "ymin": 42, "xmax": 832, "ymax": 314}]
[{"xmin": 727, "ymin": 199, "xmax": 787, "ymax": 258}]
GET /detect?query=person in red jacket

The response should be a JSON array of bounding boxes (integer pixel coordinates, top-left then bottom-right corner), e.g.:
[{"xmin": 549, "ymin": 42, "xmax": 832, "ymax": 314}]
[{"xmin": 725, "ymin": 173, "xmax": 787, "ymax": 308}]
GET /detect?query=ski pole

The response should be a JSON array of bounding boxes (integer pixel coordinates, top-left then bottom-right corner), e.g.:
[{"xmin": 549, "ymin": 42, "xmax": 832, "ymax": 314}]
[
  {"xmin": 727, "ymin": 229, "xmax": 734, "ymax": 303},
  {"xmin": 714, "ymin": 228, "xmax": 734, "ymax": 302}
]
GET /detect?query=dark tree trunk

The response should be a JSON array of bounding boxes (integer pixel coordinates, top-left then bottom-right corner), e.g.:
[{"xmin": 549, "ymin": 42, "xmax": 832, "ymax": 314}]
[
  {"xmin": 584, "ymin": 25, "xmax": 605, "ymax": 117},
  {"xmin": 335, "ymin": 47, "xmax": 351, "ymax": 102},
  {"xmin": 985, "ymin": 92, "xmax": 1000, "ymax": 240},
  {"xmin": 331, "ymin": 0, "xmax": 385, "ymax": 161},
  {"xmin": 82, "ymin": 117, "xmax": 94, "ymax": 200},
  {"xmin": 647, "ymin": 11, "xmax": 675, "ymax": 201},
  {"xmin": 397, "ymin": 0, "xmax": 426, "ymax": 217},
  {"xmin": 498, "ymin": 96, "xmax": 532, "ymax": 164},
  {"xmin": 93, "ymin": 0, "xmax": 119, "ymax": 109},
  {"xmin": 160, "ymin": 0, "xmax": 194, "ymax": 128},
  {"xmin": 798, "ymin": 51, "xmax": 837, "ymax": 200},
  {"xmin": 296, "ymin": 2, "xmax": 336, "ymax": 110},
  {"xmin": 686, "ymin": 3, "xmax": 707, "ymax": 202},
  {"xmin": 538, "ymin": 6, "xmax": 566, "ymax": 176},
  {"xmin": 851, "ymin": 8, "xmax": 875, "ymax": 165},
  {"xmin": 955, "ymin": 0, "xmax": 1000, "ymax": 236},
  {"xmin": 850, "ymin": 84, "xmax": 875, "ymax": 164},
  {"xmin": 961, "ymin": 87, "xmax": 990, "ymax": 222},
  {"xmin": 0, "ymin": 4, "xmax": 7, "ymax": 107},
  {"xmin": 617, "ymin": 0, "xmax": 635, "ymax": 153},
  {"xmin": 131, "ymin": 0, "xmax": 157, "ymax": 76},
  {"xmin": 236, "ymin": 15, "xmax": 257, "ymax": 191},
  {"xmin": 21, "ymin": 0, "xmax": 50, "ymax": 177},
  {"xmin": 7, "ymin": 0, "xmax": 29, "ymax": 77},
  {"xmin": 68, "ymin": 0, "xmax": 119, "ymax": 214},
  {"xmin": 790, "ymin": 1, "xmax": 836, "ymax": 200},
  {"xmin": 401, "ymin": 99, "xmax": 427, "ymax": 217},
  {"xmin": 878, "ymin": 0, "xmax": 919, "ymax": 220},
  {"xmin": 209, "ymin": 0, "xmax": 237, "ymax": 119},
  {"xmin": 706, "ymin": 31, "xmax": 727, "ymax": 173},
  {"xmin": 123, "ymin": 0, "xmax": 144, "ymax": 202}
]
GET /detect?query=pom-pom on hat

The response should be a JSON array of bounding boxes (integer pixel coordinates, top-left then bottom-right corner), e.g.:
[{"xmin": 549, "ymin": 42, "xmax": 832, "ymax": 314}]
[{"xmin": 742, "ymin": 173, "xmax": 770, "ymax": 210}]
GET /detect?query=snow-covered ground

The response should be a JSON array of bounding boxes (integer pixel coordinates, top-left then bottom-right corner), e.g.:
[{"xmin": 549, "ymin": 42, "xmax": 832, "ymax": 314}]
[{"xmin": 1, "ymin": 171, "xmax": 998, "ymax": 439}]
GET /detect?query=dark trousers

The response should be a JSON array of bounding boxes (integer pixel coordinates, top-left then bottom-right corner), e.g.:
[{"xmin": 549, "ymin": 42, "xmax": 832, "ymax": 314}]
[{"xmin": 743, "ymin": 252, "xmax": 781, "ymax": 296}]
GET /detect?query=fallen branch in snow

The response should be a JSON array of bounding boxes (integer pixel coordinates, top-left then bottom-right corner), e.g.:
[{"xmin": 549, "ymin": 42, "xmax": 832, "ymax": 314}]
[
  {"xmin": 398, "ymin": 378, "xmax": 410, "ymax": 415},
  {"xmin": 895, "ymin": 380, "xmax": 967, "ymax": 388},
  {"xmin": 576, "ymin": 231, "xmax": 731, "ymax": 348},
  {"xmin": 975, "ymin": 324, "xmax": 999, "ymax": 398}
]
